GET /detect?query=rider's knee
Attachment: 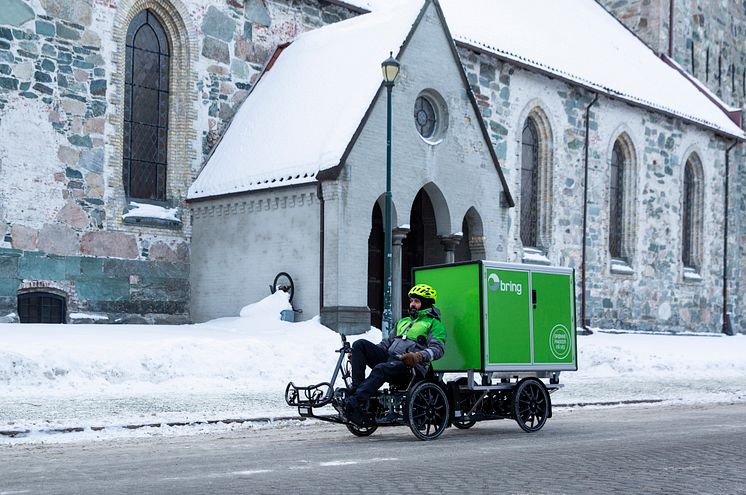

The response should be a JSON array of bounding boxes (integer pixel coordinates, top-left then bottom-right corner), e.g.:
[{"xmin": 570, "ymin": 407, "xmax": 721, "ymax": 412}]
[{"xmin": 352, "ymin": 339, "xmax": 366, "ymax": 351}]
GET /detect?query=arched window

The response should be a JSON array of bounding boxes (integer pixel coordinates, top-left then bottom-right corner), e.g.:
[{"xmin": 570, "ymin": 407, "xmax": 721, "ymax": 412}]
[
  {"xmin": 520, "ymin": 118, "xmax": 539, "ymax": 247},
  {"xmin": 123, "ymin": 10, "xmax": 170, "ymax": 200},
  {"xmin": 18, "ymin": 292, "xmax": 67, "ymax": 323},
  {"xmin": 682, "ymin": 156, "xmax": 704, "ymax": 271},
  {"xmin": 609, "ymin": 141, "xmax": 625, "ymax": 259},
  {"xmin": 607, "ymin": 133, "xmax": 638, "ymax": 268}
]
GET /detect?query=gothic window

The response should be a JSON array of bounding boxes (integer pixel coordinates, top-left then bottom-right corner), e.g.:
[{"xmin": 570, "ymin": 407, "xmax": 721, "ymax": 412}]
[
  {"xmin": 609, "ymin": 141, "xmax": 625, "ymax": 259},
  {"xmin": 520, "ymin": 118, "xmax": 539, "ymax": 247},
  {"xmin": 682, "ymin": 156, "xmax": 703, "ymax": 271},
  {"xmin": 607, "ymin": 133, "xmax": 638, "ymax": 269},
  {"xmin": 18, "ymin": 292, "xmax": 66, "ymax": 323},
  {"xmin": 124, "ymin": 10, "xmax": 170, "ymax": 201}
]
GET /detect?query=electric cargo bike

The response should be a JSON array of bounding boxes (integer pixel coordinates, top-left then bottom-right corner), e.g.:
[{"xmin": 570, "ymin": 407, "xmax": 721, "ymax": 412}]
[{"xmin": 285, "ymin": 261, "xmax": 578, "ymax": 441}]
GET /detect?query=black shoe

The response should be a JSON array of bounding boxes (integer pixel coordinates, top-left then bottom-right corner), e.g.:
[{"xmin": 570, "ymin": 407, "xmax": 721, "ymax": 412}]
[{"xmin": 343, "ymin": 397, "xmax": 368, "ymax": 427}]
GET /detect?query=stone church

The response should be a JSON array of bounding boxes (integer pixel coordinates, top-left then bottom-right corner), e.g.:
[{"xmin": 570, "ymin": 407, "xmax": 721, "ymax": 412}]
[{"xmin": 0, "ymin": 0, "xmax": 743, "ymax": 334}]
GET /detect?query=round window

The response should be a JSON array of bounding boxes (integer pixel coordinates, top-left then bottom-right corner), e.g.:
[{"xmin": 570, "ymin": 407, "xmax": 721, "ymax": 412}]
[
  {"xmin": 413, "ymin": 90, "xmax": 448, "ymax": 143},
  {"xmin": 414, "ymin": 96, "xmax": 436, "ymax": 138}
]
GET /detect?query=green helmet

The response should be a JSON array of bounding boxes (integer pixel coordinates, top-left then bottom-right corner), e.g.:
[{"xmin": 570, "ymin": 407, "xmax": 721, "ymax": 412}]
[{"xmin": 408, "ymin": 284, "xmax": 437, "ymax": 304}]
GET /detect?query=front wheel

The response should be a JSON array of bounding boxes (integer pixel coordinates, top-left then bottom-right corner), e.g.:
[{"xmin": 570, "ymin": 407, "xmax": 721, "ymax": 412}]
[
  {"xmin": 406, "ymin": 382, "xmax": 449, "ymax": 441},
  {"xmin": 513, "ymin": 378, "xmax": 549, "ymax": 433}
]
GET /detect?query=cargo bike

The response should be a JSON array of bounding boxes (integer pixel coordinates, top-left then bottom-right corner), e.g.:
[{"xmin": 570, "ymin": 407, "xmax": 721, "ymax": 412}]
[{"xmin": 285, "ymin": 261, "xmax": 578, "ymax": 441}]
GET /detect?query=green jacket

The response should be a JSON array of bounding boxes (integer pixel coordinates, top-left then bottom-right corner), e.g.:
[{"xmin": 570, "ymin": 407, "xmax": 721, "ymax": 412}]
[{"xmin": 379, "ymin": 307, "xmax": 446, "ymax": 363}]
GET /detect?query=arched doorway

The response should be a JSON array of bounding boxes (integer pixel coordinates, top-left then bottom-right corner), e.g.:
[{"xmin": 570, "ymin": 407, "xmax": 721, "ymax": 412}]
[
  {"xmin": 454, "ymin": 217, "xmax": 471, "ymax": 262},
  {"xmin": 401, "ymin": 190, "xmax": 443, "ymax": 317},
  {"xmin": 456, "ymin": 207, "xmax": 485, "ymax": 262},
  {"xmin": 367, "ymin": 202, "xmax": 384, "ymax": 328}
]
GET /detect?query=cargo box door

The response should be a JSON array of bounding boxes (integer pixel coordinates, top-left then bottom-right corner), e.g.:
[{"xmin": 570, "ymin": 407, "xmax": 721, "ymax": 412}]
[
  {"xmin": 485, "ymin": 268, "xmax": 531, "ymax": 367},
  {"xmin": 530, "ymin": 271, "xmax": 576, "ymax": 367}
]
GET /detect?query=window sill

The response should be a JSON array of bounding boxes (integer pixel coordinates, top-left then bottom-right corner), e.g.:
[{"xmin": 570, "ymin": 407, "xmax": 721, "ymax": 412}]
[
  {"xmin": 683, "ymin": 267, "xmax": 702, "ymax": 282},
  {"xmin": 122, "ymin": 201, "xmax": 182, "ymax": 230},
  {"xmin": 122, "ymin": 216, "xmax": 182, "ymax": 230},
  {"xmin": 610, "ymin": 258, "xmax": 634, "ymax": 275},
  {"xmin": 522, "ymin": 247, "xmax": 550, "ymax": 265}
]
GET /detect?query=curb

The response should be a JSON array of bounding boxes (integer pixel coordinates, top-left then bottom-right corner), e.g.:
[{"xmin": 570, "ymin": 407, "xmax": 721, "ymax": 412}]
[{"xmin": 0, "ymin": 399, "xmax": 666, "ymax": 439}]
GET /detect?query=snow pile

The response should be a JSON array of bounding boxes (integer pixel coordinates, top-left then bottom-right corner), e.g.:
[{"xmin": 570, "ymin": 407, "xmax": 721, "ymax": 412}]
[
  {"xmin": 238, "ymin": 290, "xmax": 292, "ymax": 318},
  {"xmin": 575, "ymin": 331, "xmax": 744, "ymax": 377},
  {"xmin": 0, "ymin": 292, "xmax": 375, "ymax": 397}
]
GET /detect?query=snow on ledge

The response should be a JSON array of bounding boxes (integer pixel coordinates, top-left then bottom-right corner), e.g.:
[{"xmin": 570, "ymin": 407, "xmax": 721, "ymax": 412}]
[
  {"xmin": 69, "ymin": 312, "xmax": 109, "ymax": 321},
  {"xmin": 522, "ymin": 248, "xmax": 550, "ymax": 265},
  {"xmin": 122, "ymin": 202, "xmax": 180, "ymax": 223},
  {"xmin": 683, "ymin": 268, "xmax": 702, "ymax": 282},
  {"xmin": 610, "ymin": 259, "xmax": 634, "ymax": 275}
]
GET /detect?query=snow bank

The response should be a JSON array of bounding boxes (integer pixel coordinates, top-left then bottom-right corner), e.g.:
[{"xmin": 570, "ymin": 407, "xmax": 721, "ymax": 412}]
[
  {"xmin": 0, "ymin": 293, "xmax": 377, "ymax": 397},
  {"xmin": 0, "ymin": 294, "xmax": 744, "ymax": 442}
]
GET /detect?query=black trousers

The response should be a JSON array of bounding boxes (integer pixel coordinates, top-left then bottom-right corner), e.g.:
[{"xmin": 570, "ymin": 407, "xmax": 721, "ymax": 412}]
[{"xmin": 350, "ymin": 339, "xmax": 411, "ymax": 403}]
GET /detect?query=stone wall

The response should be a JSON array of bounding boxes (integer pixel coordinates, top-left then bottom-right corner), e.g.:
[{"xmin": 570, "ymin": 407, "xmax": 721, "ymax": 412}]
[
  {"xmin": 0, "ymin": 0, "xmax": 741, "ymax": 331},
  {"xmin": 0, "ymin": 0, "xmax": 355, "ymax": 322},
  {"xmin": 459, "ymin": 45, "xmax": 733, "ymax": 332},
  {"xmin": 599, "ymin": 0, "xmax": 746, "ymax": 109}
]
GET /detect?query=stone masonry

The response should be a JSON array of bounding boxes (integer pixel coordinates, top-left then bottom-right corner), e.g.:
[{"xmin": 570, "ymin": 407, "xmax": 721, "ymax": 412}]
[
  {"xmin": 0, "ymin": 0, "xmax": 742, "ymax": 331},
  {"xmin": 0, "ymin": 0, "xmax": 354, "ymax": 323}
]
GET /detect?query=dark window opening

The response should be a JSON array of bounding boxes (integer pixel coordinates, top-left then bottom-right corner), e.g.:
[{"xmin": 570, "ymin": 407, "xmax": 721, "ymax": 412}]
[
  {"xmin": 124, "ymin": 9, "xmax": 170, "ymax": 201},
  {"xmin": 731, "ymin": 64, "xmax": 735, "ymax": 94},
  {"xmin": 609, "ymin": 142, "xmax": 625, "ymax": 259},
  {"xmin": 682, "ymin": 161, "xmax": 696, "ymax": 270},
  {"xmin": 690, "ymin": 41, "xmax": 695, "ymax": 76},
  {"xmin": 18, "ymin": 292, "xmax": 67, "ymax": 323},
  {"xmin": 705, "ymin": 47, "xmax": 710, "ymax": 82},
  {"xmin": 520, "ymin": 118, "xmax": 539, "ymax": 247}
]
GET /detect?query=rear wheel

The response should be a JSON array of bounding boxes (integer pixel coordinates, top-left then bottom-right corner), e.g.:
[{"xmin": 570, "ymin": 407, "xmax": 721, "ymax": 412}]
[
  {"xmin": 513, "ymin": 378, "xmax": 549, "ymax": 432},
  {"xmin": 406, "ymin": 382, "xmax": 449, "ymax": 441}
]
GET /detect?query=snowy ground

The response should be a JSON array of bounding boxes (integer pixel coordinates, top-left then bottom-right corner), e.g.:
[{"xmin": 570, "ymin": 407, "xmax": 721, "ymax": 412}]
[{"xmin": 1, "ymin": 292, "xmax": 744, "ymax": 444}]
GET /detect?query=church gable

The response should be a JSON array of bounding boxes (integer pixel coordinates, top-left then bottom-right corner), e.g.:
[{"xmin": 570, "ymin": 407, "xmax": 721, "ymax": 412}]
[
  {"xmin": 187, "ymin": 1, "xmax": 428, "ymax": 201},
  {"xmin": 341, "ymin": 0, "xmax": 513, "ymax": 210}
]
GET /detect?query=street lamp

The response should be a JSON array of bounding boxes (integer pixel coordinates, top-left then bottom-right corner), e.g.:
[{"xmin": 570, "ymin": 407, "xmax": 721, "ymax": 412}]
[{"xmin": 381, "ymin": 52, "xmax": 400, "ymax": 338}]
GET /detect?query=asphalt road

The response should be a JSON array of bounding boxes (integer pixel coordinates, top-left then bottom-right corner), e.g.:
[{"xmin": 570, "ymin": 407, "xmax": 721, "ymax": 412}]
[{"xmin": 2, "ymin": 402, "xmax": 745, "ymax": 495}]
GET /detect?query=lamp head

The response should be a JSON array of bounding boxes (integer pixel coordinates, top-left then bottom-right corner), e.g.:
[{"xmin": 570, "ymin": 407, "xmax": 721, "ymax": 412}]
[{"xmin": 382, "ymin": 51, "xmax": 400, "ymax": 86}]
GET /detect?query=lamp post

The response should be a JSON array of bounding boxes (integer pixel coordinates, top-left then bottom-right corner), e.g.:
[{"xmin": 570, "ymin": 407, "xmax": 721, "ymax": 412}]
[{"xmin": 381, "ymin": 52, "xmax": 400, "ymax": 338}]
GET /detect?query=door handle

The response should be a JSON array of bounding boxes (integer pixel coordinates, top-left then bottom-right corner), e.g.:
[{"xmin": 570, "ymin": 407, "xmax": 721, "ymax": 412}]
[{"xmin": 532, "ymin": 289, "xmax": 537, "ymax": 309}]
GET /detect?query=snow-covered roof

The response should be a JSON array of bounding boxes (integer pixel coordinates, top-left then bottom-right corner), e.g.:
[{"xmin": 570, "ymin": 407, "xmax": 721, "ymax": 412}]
[
  {"xmin": 189, "ymin": 0, "xmax": 744, "ymax": 201},
  {"xmin": 187, "ymin": 0, "xmax": 426, "ymax": 200},
  {"xmin": 343, "ymin": 0, "xmax": 744, "ymax": 139}
]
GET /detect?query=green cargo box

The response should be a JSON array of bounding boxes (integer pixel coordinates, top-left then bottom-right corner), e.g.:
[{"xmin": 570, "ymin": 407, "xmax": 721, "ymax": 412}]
[{"xmin": 413, "ymin": 260, "xmax": 577, "ymax": 373}]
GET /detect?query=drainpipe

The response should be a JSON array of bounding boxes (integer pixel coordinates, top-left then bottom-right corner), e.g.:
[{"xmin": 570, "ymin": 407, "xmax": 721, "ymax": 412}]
[
  {"xmin": 668, "ymin": 0, "xmax": 675, "ymax": 57},
  {"xmin": 580, "ymin": 93, "xmax": 599, "ymax": 335},
  {"xmin": 722, "ymin": 140, "xmax": 737, "ymax": 335},
  {"xmin": 317, "ymin": 183, "xmax": 325, "ymax": 312}
]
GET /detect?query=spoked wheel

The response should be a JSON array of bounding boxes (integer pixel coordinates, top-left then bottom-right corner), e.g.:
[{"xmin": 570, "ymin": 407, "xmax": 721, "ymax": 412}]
[
  {"xmin": 513, "ymin": 378, "xmax": 549, "ymax": 432},
  {"xmin": 406, "ymin": 382, "xmax": 450, "ymax": 441},
  {"xmin": 453, "ymin": 417, "xmax": 477, "ymax": 429},
  {"xmin": 346, "ymin": 423, "xmax": 378, "ymax": 437}
]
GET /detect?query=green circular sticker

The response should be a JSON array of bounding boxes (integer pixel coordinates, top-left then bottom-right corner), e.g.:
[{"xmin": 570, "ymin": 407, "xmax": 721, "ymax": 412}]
[{"xmin": 549, "ymin": 324, "xmax": 571, "ymax": 360}]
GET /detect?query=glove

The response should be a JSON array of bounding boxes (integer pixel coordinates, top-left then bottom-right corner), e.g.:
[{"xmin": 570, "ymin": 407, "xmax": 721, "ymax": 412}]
[{"xmin": 400, "ymin": 351, "xmax": 424, "ymax": 367}]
